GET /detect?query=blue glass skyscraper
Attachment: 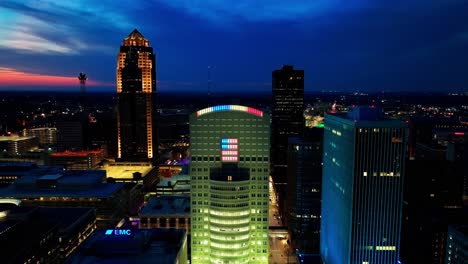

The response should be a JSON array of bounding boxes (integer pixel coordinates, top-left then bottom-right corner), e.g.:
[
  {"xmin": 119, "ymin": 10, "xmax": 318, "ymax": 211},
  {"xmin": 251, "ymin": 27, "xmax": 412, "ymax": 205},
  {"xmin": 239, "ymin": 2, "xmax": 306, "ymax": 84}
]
[{"xmin": 320, "ymin": 107, "xmax": 407, "ymax": 264}]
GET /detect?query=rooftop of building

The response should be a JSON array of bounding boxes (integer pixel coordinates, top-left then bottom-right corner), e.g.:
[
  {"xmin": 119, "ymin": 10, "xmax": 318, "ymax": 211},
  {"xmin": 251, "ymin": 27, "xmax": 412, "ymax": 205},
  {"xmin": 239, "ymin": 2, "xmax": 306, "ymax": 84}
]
[
  {"xmin": 0, "ymin": 169, "xmax": 125, "ymax": 198},
  {"xmin": 0, "ymin": 136, "xmax": 36, "ymax": 142},
  {"xmin": 66, "ymin": 228, "xmax": 186, "ymax": 264},
  {"xmin": 0, "ymin": 205, "xmax": 95, "ymax": 233},
  {"xmin": 101, "ymin": 161, "xmax": 154, "ymax": 179},
  {"xmin": 0, "ymin": 163, "xmax": 62, "ymax": 175},
  {"xmin": 157, "ymin": 174, "xmax": 190, "ymax": 189},
  {"xmin": 27, "ymin": 127, "xmax": 57, "ymax": 131},
  {"xmin": 0, "ymin": 205, "xmax": 96, "ymax": 263},
  {"xmin": 50, "ymin": 149, "xmax": 104, "ymax": 157},
  {"xmin": 0, "ymin": 161, "xmax": 38, "ymax": 170},
  {"xmin": 122, "ymin": 29, "xmax": 150, "ymax": 47},
  {"xmin": 449, "ymin": 224, "xmax": 468, "ymax": 237},
  {"xmin": 140, "ymin": 194, "xmax": 190, "ymax": 217},
  {"xmin": 326, "ymin": 106, "xmax": 407, "ymax": 127},
  {"xmin": 195, "ymin": 105, "xmax": 264, "ymax": 118}
]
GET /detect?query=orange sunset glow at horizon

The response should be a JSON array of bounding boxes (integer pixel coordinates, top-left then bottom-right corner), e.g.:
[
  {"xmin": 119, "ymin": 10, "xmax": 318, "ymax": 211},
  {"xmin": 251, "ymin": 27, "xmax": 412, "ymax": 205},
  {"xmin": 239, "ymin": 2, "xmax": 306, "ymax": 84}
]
[{"xmin": 0, "ymin": 67, "xmax": 113, "ymax": 87}]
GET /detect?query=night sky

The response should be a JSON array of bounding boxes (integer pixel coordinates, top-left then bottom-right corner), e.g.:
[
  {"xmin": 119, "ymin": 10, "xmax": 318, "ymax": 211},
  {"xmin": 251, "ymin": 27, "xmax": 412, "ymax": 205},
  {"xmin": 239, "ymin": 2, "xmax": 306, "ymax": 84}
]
[{"xmin": 0, "ymin": 0, "xmax": 467, "ymax": 93}]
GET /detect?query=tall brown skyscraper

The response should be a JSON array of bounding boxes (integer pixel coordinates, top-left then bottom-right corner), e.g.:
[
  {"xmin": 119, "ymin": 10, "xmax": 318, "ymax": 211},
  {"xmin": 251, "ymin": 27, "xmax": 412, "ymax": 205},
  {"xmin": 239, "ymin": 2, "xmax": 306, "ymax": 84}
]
[
  {"xmin": 116, "ymin": 29, "xmax": 157, "ymax": 162},
  {"xmin": 271, "ymin": 65, "xmax": 304, "ymax": 182}
]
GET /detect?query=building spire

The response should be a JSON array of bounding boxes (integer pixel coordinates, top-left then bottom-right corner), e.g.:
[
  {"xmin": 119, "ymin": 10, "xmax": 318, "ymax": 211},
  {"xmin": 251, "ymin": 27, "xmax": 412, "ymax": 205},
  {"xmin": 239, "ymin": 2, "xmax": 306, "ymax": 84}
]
[{"xmin": 123, "ymin": 29, "xmax": 149, "ymax": 47}]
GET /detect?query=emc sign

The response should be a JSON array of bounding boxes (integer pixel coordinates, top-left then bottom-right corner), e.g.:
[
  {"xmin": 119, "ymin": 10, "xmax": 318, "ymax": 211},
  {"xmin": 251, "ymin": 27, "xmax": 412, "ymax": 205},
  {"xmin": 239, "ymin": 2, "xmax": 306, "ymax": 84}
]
[{"xmin": 105, "ymin": 229, "xmax": 132, "ymax": 236}]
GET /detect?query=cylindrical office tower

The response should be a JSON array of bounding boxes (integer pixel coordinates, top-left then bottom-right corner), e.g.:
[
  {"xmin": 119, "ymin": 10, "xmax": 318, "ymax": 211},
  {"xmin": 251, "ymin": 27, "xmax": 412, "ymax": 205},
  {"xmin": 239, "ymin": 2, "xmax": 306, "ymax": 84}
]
[
  {"xmin": 190, "ymin": 105, "xmax": 269, "ymax": 264},
  {"xmin": 209, "ymin": 179, "xmax": 251, "ymax": 262}
]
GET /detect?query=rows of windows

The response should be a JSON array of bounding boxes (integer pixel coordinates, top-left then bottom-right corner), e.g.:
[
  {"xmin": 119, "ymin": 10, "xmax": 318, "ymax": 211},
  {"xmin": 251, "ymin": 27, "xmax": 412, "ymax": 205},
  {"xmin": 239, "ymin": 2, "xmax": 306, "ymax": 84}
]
[
  {"xmin": 210, "ymin": 202, "xmax": 249, "ymax": 208},
  {"xmin": 210, "ymin": 186, "xmax": 249, "ymax": 191},
  {"xmin": 191, "ymin": 156, "xmax": 269, "ymax": 162},
  {"xmin": 209, "ymin": 210, "xmax": 250, "ymax": 217},
  {"xmin": 211, "ymin": 194, "xmax": 249, "ymax": 200},
  {"xmin": 210, "ymin": 226, "xmax": 249, "ymax": 232},
  {"xmin": 211, "ymin": 242, "xmax": 249, "ymax": 249},
  {"xmin": 210, "ymin": 250, "xmax": 249, "ymax": 258},
  {"xmin": 210, "ymin": 218, "xmax": 250, "ymax": 225},
  {"xmin": 210, "ymin": 234, "xmax": 250, "ymax": 241}
]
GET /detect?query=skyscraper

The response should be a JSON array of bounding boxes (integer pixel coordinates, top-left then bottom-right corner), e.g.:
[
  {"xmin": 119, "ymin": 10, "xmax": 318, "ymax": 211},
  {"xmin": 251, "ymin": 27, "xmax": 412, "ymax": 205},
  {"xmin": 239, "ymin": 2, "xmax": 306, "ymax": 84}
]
[
  {"xmin": 116, "ymin": 29, "xmax": 157, "ymax": 162},
  {"xmin": 320, "ymin": 107, "xmax": 407, "ymax": 264},
  {"xmin": 271, "ymin": 65, "xmax": 304, "ymax": 215},
  {"xmin": 286, "ymin": 128, "xmax": 323, "ymax": 254},
  {"xmin": 190, "ymin": 105, "xmax": 269, "ymax": 264}
]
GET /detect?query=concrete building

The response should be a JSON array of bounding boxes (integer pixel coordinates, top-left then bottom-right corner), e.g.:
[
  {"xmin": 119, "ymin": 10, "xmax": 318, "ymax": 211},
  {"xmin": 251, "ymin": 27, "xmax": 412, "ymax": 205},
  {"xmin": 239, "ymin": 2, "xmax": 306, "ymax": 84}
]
[
  {"xmin": 56, "ymin": 120, "xmax": 83, "ymax": 152},
  {"xmin": 286, "ymin": 128, "xmax": 323, "ymax": 254},
  {"xmin": 0, "ymin": 169, "xmax": 142, "ymax": 227},
  {"xmin": 66, "ymin": 228, "xmax": 188, "ymax": 264},
  {"xmin": 101, "ymin": 161, "xmax": 158, "ymax": 190},
  {"xmin": 190, "ymin": 105, "xmax": 270, "ymax": 264},
  {"xmin": 24, "ymin": 127, "xmax": 57, "ymax": 147},
  {"xmin": 139, "ymin": 194, "xmax": 190, "ymax": 233},
  {"xmin": 0, "ymin": 135, "xmax": 39, "ymax": 155},
  {"xmin": 0, "ymin": 204, "xmax": 96, "ymax": 263},
  {"xmin": 48, "ymin": 149, "xmax": 104, "ymax": 170},
  {"xmin": 321, "ymin": 106, "xmax": 408, "ymax": 264},
  {"xmin": 271, "ymin": 65, "xmax": 304, "ymax": 218},
  {"xmin": 446, "ymin": 225, "xmax": 468, "ymax": 264},
  {"xmin": 156, "ymin": 174, "xmax": 191, "ymax": 195}
]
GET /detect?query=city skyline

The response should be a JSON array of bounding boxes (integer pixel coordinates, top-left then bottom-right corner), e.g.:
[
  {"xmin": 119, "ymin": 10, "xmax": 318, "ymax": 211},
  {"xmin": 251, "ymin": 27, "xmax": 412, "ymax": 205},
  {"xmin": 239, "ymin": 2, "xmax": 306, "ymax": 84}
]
[{"xmin": 1, "ymin": 1, "xmax": 468, "ymax": 92}]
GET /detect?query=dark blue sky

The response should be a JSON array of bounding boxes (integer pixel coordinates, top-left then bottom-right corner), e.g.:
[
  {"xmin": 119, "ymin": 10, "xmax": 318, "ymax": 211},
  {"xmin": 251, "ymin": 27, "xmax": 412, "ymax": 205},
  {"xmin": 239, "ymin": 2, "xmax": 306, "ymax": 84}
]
[{"xmin": 0, "ymin": 0, "xmax": 467, "ymax": 93}]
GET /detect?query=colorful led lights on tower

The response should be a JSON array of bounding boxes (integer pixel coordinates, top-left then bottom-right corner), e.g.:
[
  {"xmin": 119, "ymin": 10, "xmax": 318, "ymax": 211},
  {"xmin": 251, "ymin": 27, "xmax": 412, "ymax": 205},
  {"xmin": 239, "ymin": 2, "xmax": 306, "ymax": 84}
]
[{"xmin": 220, "ymin": 138, "xmax": 239, "ymax": 162}]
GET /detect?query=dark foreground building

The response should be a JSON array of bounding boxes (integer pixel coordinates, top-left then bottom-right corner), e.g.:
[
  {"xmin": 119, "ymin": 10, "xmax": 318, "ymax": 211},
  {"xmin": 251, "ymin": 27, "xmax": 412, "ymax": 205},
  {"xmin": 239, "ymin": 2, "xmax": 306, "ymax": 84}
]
[
  {"xmin": 0, "ymin": 204, "xmax": 96, "ymax": 263},
  {"xmin": 0, "ymin": 169, "xmax": 142, "ymax": 227},
  {"xmin": 66, "ymin": 228, "xmax": 188, "ymax": 264},
  {"xmin": 286, "ymin": 128, "xmax": 323, "ymax": 254},
  {"xmin": 271, "ymin": 65, "xmax": 304, "ymax": 211},
  {"xmin": 446, "ymin": 225, "xmax": 468, "ymax": 264}
]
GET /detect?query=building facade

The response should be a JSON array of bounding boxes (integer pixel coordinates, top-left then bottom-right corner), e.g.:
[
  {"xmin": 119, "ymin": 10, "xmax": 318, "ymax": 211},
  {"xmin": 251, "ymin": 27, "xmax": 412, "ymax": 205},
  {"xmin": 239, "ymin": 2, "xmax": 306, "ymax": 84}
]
[
  {"xmin": 0, "ymin": 169, "xmax": 141, "ymax": 227},
  {"xmin": 139, "ymin": 194, "xmax": 190, "ymax": 234},
  {"xmin": 116, "ymin": 29, "xmax": 157, "ymax": 162},
  {"xmin": 321, "ymin": 107, "xmax": 407, "ymax": 264},
  {"xmin": 286, "ymin": 128, "xmax": 323, "ymax": 254},
  {"xmin": 271, "ymin": 65, "xmax": 304, "ymax": 184},
  {"xmin": 67, "ymin": 228, "xmax": 188, "ymax": 264},
  {"xmin": 190, "ymin": 105, "xmax": 269, "ymax": 264},
  {"xmin": 24, "ymin": 127, "xmax": 57, "ymax": 147},
  {"xmin": 0, "ymin": 205, "xmax": 96, "ymax": 264},
  {"xmin": 0, "ymin": 136, "xmax": 39, "ymax": 155},
  {"xmin": 446, "ymin": 225, "xmax": 468, "ymax": 264}
]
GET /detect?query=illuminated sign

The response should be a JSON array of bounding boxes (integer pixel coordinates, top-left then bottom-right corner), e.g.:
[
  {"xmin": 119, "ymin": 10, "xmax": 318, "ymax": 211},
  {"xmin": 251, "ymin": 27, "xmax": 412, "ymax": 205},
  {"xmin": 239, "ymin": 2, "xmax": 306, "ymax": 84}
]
[
  {"xmin": 105, "ymin": 229, "xmax": 132, "ymax": 236},
  {"xmin": 221, "ymin": 138, "xmax": 239, "ymax": 162},
  {"xmin": 197, "ymin": 105, "xmax": 263, "ymax": 117}
]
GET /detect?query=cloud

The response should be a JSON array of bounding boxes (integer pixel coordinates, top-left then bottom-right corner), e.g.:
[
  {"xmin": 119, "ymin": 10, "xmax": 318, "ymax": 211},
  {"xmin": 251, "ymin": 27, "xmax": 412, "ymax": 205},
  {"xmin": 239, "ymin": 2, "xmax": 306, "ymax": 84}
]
[
  {"xmin": 0, "ymin": 0, "xmax": 133, "ymax": 54},
  {"xmin": 154, "ymin": 0, "xmax": 361, "ymax": 22},
  {"xmin": 0, "ymin": 67, "xmax": 113, "ymax": 86}
]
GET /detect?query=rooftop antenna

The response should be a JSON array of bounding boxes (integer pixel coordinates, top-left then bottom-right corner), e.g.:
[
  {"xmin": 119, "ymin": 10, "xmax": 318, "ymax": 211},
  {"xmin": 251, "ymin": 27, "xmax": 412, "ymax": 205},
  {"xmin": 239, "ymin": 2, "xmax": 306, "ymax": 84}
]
[
  {"xmin": 78, "ymin": 72, "xmax": 87, "ymax": 95},
  {"xmin": 207, "ymin": 66, "xmax": 212, "ymax": 107},
  {"xmin": 78, "ymin": 72, "xmax": 87, "ymax": 109}
]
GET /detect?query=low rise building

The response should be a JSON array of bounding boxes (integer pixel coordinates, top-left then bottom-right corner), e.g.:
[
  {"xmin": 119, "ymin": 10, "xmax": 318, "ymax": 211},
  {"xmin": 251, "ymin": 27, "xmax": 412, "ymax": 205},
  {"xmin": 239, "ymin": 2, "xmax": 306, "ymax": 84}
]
[
  {"xmin": 446, "ymin": 225, "xmax": 468, "ymax": 264},
  {"xmin": 0, "ymin": 204, "xmax": 96, "ymax": 263},
  {"xmin": 101, "ymin": 161, "xmax": 158, "ymax": 190},
  {"xmin": 139, "ymin": 194, "xmax": 190, "ymax": 233},
  {"xmin": 0, "ymin": 169, "xmax": 141, "ymax": 227},
  {"xmin": 66, "ymin": 228, "xmax": 188, "ymax": 264},
  {"xmin": 48, "ymin": 149, "xmax": 105, "ymax": 170},
  {"xmin": 0, "ymin": 136, "xmax": 39, "ymax": 155},
  {"xmin": 155, "ymin": 174, "xmax": 191, "ymax": 195}
]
